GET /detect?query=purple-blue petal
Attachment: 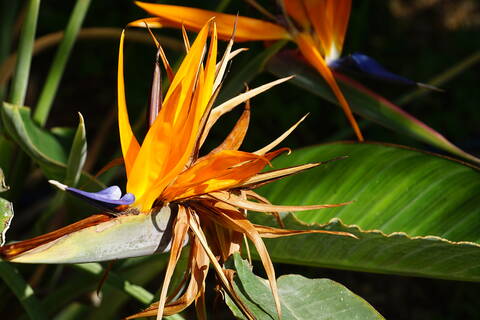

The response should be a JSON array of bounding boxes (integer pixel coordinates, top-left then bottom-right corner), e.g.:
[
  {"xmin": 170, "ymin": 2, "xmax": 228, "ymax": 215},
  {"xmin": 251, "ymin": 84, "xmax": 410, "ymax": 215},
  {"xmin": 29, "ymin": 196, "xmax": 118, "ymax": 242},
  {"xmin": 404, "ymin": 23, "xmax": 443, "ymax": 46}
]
[
  {"xmin": 66, "ymin": 185, "xmax": 135, "ymax": 213},
  {"xmin": 329, "ymin": 52, "xmax": 417, "ymax": 86},
  {"xmin": 95, "ymin": 185, "xmax": 122, "ymax": 199}
]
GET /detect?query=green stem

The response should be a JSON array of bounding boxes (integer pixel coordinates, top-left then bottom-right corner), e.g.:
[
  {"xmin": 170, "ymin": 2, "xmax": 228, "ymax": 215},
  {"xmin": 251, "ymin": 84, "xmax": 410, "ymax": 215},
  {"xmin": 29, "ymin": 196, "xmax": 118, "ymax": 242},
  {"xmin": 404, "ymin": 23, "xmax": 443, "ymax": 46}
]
[
  {"xmin": 33, "ymin": 0, "xmax": 92, "ymax": 126},
  {"xmin": 9, "ymin": 0, "xmax": 40, "ymax": 106},
  {"xmin": 0, "ymin": 260, "xmax": 47, "ymax": 320}
]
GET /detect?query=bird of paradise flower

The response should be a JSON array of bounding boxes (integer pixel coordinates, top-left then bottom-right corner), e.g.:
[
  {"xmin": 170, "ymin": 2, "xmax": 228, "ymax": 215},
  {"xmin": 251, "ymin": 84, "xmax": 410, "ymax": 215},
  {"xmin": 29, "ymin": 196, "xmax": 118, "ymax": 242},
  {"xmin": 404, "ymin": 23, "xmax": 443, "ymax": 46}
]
[
  {"xmin": 0, "ymin": 21, "xmax": 354, "ymax": 319},
  {"xmin": 132, "ymin": 0, "xmax": 366, "ymax": 142},
  {"xmin": 132, "ymin": 0, "xmax": 441, "ymax": 146}
]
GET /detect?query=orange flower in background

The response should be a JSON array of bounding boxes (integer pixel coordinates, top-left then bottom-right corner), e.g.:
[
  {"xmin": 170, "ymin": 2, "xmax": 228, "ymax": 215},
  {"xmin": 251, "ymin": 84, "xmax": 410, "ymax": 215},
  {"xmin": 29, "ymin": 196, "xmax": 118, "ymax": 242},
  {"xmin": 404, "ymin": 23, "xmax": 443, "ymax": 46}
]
[
  {"xmin": 132, "ymin": 0, "xmax": 364, "ymax": 141},
  {"xmin": 0, "ymin": 20, "xmax": 354, "ymax": 319}
]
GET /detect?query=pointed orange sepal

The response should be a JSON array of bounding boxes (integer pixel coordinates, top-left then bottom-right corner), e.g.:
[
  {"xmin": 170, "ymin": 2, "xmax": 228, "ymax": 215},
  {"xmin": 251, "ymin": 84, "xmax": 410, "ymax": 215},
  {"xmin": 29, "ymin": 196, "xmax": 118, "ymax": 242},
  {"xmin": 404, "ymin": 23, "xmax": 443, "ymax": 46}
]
[
  {"xmin": 295, "ymin": 33, "xmax": 364, "ymax": 142},
  {"xmin": 118, "ymin": 30, "xmax": 141, "ymax": 177},
  {"xmin": 134, "ymin": 1, "xmax": 290, "ymax": 42}
]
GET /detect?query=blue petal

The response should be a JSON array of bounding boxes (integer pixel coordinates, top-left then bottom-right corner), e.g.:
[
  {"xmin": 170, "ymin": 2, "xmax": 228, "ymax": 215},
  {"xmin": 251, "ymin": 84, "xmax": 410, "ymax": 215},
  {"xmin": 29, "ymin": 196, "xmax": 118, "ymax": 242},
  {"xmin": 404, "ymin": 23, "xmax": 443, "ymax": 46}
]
[
  {"xmin": 95, "ymin": 185, "xmax": 122, "ymax": 199},
  {"xmin": 66, "ymin": 185, "xmax": 135, "ymax": 213},
  {"xmin": 329, "ymin": 52, "xmax": 418, "ymax": 86}
]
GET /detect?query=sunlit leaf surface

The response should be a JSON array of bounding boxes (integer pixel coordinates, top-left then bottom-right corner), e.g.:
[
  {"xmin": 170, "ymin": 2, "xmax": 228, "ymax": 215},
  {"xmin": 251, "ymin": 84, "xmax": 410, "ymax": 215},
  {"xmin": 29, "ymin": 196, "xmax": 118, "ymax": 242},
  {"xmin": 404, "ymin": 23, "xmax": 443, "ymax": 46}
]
[
  {"xmin": 226, "ymin": 253, "xmax": 384, "ymax": 320},
  {"xmin": 255, "ymin": 142, "xmax": 480, "ymax": 281}
]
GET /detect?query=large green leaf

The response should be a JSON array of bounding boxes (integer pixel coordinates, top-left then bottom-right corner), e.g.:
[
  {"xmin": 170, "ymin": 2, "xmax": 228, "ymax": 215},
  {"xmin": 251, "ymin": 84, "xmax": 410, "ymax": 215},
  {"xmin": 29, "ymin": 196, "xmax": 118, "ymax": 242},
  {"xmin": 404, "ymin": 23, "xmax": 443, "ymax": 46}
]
[
  {"xmin": 1, "ymin": 103, "xmax": 68, "ymax": 165},
  {"xmin": 226, "ymin": 254, "xmax": 384, "ymax": 320},
  {"xmin": 1, "ymin": 102, "xmax": 100, "ymax": 186},
  {"xmin": 266, "ymin": 52, "xmax": 480, "ymax": 165},
  {"xmin": 253, "ymin": 142, "xmax": 480, "ymax": 281}
]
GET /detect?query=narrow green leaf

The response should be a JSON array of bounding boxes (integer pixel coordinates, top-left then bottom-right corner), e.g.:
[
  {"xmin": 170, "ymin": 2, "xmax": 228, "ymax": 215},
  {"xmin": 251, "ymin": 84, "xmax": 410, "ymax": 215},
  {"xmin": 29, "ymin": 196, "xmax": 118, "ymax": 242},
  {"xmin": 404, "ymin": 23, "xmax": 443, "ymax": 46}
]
[
  {"xmin": 266, "ymin": 52, "xmax": 480, "ymax": 164},
  {"xmin": 226, "ymin": 253, "xmax": 384, "ymax": 320},
  {"xmin": 64, "ymin": 113, "xmax": 87, "ymax": 187},
  {"xmin": 254, "ymin": 142, "xmax": 480, "ymax": 281},
  {"xmin": 1, "ymin": 102, "xmax": 101, "ymax": 186},
  {"xmin": 34, "ymin": 0, "xmax": 92, "ymax": 126},
  {"xmin": 0, "ymin": 260, "xmax": 47, "ymax": 320},
  {"xmin": 9, "ymin": 0, "xmax": 40, "ymax": 106}
]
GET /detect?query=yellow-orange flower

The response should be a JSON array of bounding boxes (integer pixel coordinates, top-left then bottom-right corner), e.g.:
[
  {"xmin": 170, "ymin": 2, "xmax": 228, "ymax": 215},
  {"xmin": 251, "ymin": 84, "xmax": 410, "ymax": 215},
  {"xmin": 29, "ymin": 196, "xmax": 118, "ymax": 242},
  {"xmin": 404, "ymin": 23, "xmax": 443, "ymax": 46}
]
[
  {"xmin": 0, "ymin": 20, "xmax": 354, "ymax": 320},
  {"xmin": 132, "ymin": 0, "xmax": 364, "ymax": 141}
]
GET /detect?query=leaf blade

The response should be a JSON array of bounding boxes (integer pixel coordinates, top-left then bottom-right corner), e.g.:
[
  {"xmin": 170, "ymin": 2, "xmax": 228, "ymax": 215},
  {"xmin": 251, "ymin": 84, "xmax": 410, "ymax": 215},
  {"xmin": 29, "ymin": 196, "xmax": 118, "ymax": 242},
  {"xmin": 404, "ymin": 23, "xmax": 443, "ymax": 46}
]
[
  {"xmin": 254, "ymin": 142, "xmax": 480, "ymax": 281},
  {"xmin": 226, "ymin": 253, "xmax": 384, "ymax": 320}
]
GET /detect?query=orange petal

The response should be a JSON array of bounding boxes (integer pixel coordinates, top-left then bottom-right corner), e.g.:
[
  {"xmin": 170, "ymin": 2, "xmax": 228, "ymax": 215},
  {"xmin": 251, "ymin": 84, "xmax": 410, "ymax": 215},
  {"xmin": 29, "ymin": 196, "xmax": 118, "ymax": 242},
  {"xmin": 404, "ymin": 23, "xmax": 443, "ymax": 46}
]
[
  {"xmin": 161, "ymin": 150, "xmax": 271, "ymax": 201},
  {"xmin": 209, "ymin": 101, "xmax": 250, "ymax": 155},
  {"xmin": 295, "ymin": 33, "xmax": 364, "ymax": 141},
  {"xmin": 326, "ymin": 0, "xmax": 351, "ymax": 57},
  {"xmin": 199, "ymin": 23, "xmax": 218, "ymax": 115},
  {"xmin": 284, "ymin": 0, "xmax": 310, "ymax": 29},
  {"xmin": 302, "ymin": 0, "xmax": 333, "ymax": 58},
  {"xmin": 127, "ymin": 22, "xmax": 212, "ymax": 210},
  {"xmin": 134, "ymin": 1, "xmax": 289, "ymax": 42},
  {"xmin": 118, "ymin": 30, "xmax": 140, "ymax": 177},
  {"xmin": 298, "ymin": 0, "xmax": 351, "ymax": 61}
]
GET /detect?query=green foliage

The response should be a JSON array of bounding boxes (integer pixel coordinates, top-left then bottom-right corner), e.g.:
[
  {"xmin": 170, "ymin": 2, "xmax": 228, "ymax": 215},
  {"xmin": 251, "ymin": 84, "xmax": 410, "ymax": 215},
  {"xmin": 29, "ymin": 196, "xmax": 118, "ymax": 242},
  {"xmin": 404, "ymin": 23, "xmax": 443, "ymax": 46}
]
[
  {"xmin": 256, "ymin": 143, "xmax": 480, "ymax": 280},
  {"xmin": 1, "ymin": 103, "xmax": 99, "ymax": 185},
  {"xmin": 226, "ymin": 253, "xmax": 384, "ymax": 319}
]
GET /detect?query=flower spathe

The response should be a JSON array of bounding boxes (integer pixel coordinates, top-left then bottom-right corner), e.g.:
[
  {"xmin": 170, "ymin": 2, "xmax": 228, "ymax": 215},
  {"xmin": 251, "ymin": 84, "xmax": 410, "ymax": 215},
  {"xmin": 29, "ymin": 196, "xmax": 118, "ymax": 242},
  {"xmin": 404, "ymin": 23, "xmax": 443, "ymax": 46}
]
[{"xmin": 0, "ymin": 20, "xmax": 355, "ymax": 320}]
